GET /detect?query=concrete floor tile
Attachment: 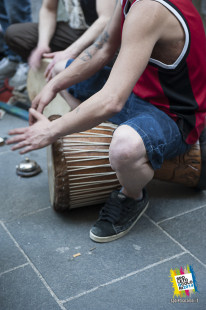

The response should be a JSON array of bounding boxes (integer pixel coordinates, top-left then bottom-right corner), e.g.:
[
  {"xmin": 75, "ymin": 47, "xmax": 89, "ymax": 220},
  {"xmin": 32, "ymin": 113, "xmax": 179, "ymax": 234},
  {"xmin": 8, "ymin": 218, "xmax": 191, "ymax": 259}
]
[
  {"xmin": 0, "ymin": 224, "xmax": 26, "ymax": 274},
  {"xmin": 0, "ymin": 115, "xmax": 50, "ymax": 221},
  {"xmin": 146, "ymin": 180, "xmax": 206, "ymax": 223},
  {"xmin": 64, "ymin": 254, "xmax": 206, "ymax": 310},
  {"xmin": 0, "ymin": 114, "xmax": 28, "ymax": 137},
  {"xmin": 0, "ymin": 265, "xmax": 62, "ymax": 310},
  {"xmin": 159, "ymin": 207, "xmax": 206, "ymax": 264},
  {"xmin": 5, "ymin": 207, "xmax": 183, "ymax": 300},
  {"xmin": 0, "ymin": 149, "xmax": 50, "ymax": 221}
]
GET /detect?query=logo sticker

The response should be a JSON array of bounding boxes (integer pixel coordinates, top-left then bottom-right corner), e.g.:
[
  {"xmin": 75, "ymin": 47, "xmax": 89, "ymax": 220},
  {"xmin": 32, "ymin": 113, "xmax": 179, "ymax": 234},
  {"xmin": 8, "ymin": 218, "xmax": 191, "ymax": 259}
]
[{"xmin": 169, "ymin": 265, "xmax": 198, "ymax": 298}]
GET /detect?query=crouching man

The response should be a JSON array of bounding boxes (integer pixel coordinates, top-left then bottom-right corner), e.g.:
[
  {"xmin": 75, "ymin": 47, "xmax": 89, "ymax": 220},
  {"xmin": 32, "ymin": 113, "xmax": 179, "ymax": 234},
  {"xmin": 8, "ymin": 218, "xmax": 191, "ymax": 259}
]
[{"xmin": 7, "ymin": 0, "xmax": 206, "ymax": 242}]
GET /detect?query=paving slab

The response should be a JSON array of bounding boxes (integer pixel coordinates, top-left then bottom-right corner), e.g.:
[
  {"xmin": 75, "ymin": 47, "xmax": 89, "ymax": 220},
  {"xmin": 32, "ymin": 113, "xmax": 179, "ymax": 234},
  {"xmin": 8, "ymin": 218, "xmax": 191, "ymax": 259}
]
[
  {"xmin": 1, "ymin": 101, "xmax": 206, "ymax": 310},
  {"xmin": 0, "ymin": 113, "xmax": 28, "ymax": 137},
  {"xmin": 63, "ymin": 254, "xmax": 206, "ymax": 310},
  {"xmin": 0, "ymin": 223, "xmax": 26, "ymax": 274},
  {"xmin": 0, "ymin": 265, "xmax": 62, "ymax": 310},
  {"xmin": 159, "ymin": 207, "xmax": 206, "ymax": 264},
  {"xmin": 5, "ymin": 206, "xmax": 184, "ymax": 301},
  {"xmin": 146, "ymin": 180, "xmax": 206, "ymax": 223},
  {"xmin": 0, "ymin": 115, "xmax": 50, "ymax": 221}
]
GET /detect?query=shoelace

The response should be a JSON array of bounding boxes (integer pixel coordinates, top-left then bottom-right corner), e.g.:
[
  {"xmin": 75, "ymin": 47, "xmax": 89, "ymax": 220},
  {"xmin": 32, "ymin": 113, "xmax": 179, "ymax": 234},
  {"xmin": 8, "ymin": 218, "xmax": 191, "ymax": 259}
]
[{"xmin": 99, "ymin": 193, "xmax": 133, "ymax": 223}]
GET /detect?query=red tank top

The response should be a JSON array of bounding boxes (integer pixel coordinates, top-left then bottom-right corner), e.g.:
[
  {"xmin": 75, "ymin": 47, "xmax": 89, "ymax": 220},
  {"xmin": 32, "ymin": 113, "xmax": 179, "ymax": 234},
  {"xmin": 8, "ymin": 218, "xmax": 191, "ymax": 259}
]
[{"xmin": 121, "ymin": 0, "xmax": 206, "ymax": 144}]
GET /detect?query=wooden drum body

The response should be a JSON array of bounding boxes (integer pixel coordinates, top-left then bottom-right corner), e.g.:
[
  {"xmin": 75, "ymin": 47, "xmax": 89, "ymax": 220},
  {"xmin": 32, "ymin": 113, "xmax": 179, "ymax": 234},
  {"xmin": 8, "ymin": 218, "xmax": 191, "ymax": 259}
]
[
  {"xmin": 47, "ymin": 121, "xmax": 120, "ymax": 211},
  {"xmin": 47, "ymin": 119, "xmax": 206, "ymax": 211},
  {"xmin": 155, "ymin": 127, "xmax": 206, "ymax": 189}
]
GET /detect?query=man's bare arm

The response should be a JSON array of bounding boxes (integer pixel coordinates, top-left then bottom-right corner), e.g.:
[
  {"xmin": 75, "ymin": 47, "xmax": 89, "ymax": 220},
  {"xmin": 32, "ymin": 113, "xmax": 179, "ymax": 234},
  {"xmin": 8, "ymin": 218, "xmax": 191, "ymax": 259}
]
[
  {"xmin": 64, "ymin": 0, "xmax": 117, "ymax": 57},
  {"xmin": 7, "ymin": 1, "xmax": 170, "ymax": 153},
  {"xmin": 30, "ymin": 1, "xmax": 122, "ymax": 117},
  {"xmin": 38, "ymin": 0, "xmax": 58, "ymax": 49},
  {"xmin": 28, "ymin": 0, "xmax": 58, "ymax": 68},
  {"xmin": 48, "ymin": 1, "xmax": 171, "ymax": 134},
  {"xmin": 52, "ymin": 3, "xmax": 122, "ymax": 92},
  {"xmin": 44, "ymin": 0, "xmax": 118, "ymax": 80}
]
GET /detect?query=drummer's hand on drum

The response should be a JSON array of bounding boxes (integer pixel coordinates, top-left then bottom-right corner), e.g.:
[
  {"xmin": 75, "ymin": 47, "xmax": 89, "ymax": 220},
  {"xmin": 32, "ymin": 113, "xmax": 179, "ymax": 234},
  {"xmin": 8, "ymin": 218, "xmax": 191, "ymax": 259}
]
[
  {"xmin": 28, "ymin": 46, "xmax": 51, "ymax": 70},
  {"xmin": 7, "ymin": 109, "xmax": 56, "ymax": 154},
  {"xmin": 29, "ymin": 83, "xmax": 57, "ymax": 125}
]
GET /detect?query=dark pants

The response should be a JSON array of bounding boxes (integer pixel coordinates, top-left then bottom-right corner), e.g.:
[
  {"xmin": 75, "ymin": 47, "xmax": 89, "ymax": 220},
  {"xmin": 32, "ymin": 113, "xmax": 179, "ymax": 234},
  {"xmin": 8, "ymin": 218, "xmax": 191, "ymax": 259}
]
[
  {"xmin": 0, "ymin": 0, "xmax": 31, "ymax": 61},
  {"xmin": 5, "ymin": 21, "xmax": 85, "ymax": 61}
]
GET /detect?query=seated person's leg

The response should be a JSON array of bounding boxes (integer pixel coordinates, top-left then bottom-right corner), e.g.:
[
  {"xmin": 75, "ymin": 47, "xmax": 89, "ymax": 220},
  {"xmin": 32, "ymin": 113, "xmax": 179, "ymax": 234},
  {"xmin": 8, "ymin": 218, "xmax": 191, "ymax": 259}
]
[
  {"xmin": 0, "ymin": 0, "xmax": 31, "ymax": 88},
  {"xmin": 5, "ymin": 22, "xmax": 85, "ymax": 63},
  {"xmin": 52, "ymin": 60, "xmax": 67, "ymax": 77},
  {"xmin": 5, "ymin": 23, "xmax": 38, "ymax": 62},
  {"xmin": 90, "ymin": 94, "xmax": 190, "ymax": 243},
  {"xmin": 109, "ymin": 95, "xmax": 189, "ymax": 195}
]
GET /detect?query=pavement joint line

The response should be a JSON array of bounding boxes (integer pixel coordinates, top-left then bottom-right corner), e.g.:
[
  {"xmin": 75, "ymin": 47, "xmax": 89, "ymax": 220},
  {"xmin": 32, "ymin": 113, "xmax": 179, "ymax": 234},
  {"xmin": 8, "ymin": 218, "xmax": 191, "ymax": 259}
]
[
  {"xmin": 144, "ymin": 214, "xmax": 206, "ymax": 269},
  {"xmin": 157, "ymin": 203, "xmax": 206, "ymax": 225},
  {"xmin": 0, "ymin": 221, "xmax": 66, "ymax": 310},
  {"xmin": 0, "ymin": 263, "xmax": 29, "ymax": 277},
  {"xmin": 14, "ymin": 206, "xmax": 51, "ymax": 220},
  {"xmin": 1, "ymin": 207, "xmax": 51, "ymax": 224},
  {"xmin": 61, "ymin": 251, "xmax": 186, "ymax": 304}
]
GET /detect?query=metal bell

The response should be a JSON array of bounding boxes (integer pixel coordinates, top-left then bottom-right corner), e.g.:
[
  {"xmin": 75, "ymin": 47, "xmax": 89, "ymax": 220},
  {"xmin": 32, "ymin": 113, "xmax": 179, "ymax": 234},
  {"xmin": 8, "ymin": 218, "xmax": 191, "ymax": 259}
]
[{"xmin": 16, "ymin": 157, "xmax": 42, "ymax": 177}]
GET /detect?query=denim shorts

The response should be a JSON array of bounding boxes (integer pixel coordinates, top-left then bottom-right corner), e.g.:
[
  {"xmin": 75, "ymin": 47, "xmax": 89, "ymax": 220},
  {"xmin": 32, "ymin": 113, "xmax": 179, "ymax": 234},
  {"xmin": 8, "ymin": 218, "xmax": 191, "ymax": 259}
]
[{"xmin": 66, "ymin": 60, "xmax": 189, "ymax": 170}]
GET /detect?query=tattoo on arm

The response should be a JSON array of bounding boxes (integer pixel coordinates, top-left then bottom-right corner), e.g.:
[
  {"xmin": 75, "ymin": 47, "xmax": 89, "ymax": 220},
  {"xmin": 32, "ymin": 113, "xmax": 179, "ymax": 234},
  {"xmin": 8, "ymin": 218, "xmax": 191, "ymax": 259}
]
[
  {"xmin": 94, "ymin": 31, "xmax": 109, "ymax": 50},
  {"xmin": 80, "ymin": 49, "xmax": 93, "ymax": 62},
  {"xmin": 79, "ymin": 31, "xmax": 110, "ymax": 62}
]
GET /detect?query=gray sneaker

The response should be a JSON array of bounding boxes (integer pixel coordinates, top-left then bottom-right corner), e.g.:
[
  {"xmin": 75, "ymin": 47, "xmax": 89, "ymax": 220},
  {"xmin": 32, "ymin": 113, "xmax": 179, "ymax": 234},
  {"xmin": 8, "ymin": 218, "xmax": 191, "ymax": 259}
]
[
  {"xmin": 9, "ymin": 63, "xmax": 29, "ymax": 89},
  {"xmin": 90, "ymin": 189, "xmax": 149, "ymax": 243},
  {"xmin": 0, "ymin": 57, "xmax": 19, "ymax": 84}
]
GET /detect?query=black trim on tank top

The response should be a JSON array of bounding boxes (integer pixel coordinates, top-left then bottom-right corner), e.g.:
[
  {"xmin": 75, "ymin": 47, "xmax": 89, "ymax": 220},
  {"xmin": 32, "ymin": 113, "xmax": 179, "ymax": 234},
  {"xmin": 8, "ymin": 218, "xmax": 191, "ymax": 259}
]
[
  {"xmin": 150, "ymin": 0, "xmax": 191, "ymax": 71},
  {"xmin": 127, "ymin": 0, "xmax": 191, "ymax": 72},
  {"xmin": 158, "ymin": 62, "xmax": 198, "ymax": 141}
]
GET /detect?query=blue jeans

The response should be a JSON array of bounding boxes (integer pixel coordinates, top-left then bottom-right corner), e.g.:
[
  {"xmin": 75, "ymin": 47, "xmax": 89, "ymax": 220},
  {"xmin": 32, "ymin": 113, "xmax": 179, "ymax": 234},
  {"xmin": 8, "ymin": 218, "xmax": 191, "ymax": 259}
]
[
  {"xmin": 66, "ymin": 60, "xmax": 189, "ymax": 170},
  {"xmin": 0, "ymin": 0, "xmax": 31, "ymax": 61},
  {"xmin": 109, "ymin": 95, "xmax": 189, "ymax": 169}
]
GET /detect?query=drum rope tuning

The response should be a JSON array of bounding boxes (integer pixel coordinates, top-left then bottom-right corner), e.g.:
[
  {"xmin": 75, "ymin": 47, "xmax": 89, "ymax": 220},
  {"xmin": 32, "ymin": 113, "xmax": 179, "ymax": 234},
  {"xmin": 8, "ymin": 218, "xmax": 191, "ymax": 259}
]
[{"xmin": 48, "ymin": 121, "xmax": 121, "ymax": 210}]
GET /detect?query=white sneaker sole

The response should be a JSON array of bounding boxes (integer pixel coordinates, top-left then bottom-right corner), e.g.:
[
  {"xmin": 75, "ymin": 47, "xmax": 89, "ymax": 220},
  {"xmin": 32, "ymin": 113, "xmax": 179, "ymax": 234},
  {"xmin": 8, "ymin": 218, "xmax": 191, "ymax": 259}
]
[{"xmin": 89, "ymin": 202, "xmax": 149, "ymax": 243}]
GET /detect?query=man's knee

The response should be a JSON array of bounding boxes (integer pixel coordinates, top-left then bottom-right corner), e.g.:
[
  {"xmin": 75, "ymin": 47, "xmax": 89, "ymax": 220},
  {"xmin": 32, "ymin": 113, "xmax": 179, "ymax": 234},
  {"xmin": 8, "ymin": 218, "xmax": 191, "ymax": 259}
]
[{"xmin": 109, "ymin": 125, "xmax": 147, "ymax": 171}]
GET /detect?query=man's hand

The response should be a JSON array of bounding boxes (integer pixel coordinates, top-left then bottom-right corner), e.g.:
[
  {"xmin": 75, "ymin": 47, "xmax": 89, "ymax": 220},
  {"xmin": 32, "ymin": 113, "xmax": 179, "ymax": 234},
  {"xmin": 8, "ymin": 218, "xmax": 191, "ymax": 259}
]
[
  {"xmin": 7, "ymin": 109, "xmax": 56, "ymax": 154},
  {"xmin": 29, "ymin": 82, "xmax": 57, "ymax": 125},
  {"xmin": 28, "ymin": 46, "xmax": 51, "ymax": 70}
]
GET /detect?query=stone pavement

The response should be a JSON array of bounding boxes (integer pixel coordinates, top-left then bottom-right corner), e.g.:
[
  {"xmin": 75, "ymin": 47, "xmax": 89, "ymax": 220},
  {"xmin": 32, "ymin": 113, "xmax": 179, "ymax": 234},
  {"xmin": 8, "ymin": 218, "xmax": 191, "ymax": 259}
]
[
  {"xmin": 1, "ymin": 0, "xmax": 206, "ymax": 308},
  {"xmin": 0, "ymin": 113, "xmax": 206, "ymax": 310}
]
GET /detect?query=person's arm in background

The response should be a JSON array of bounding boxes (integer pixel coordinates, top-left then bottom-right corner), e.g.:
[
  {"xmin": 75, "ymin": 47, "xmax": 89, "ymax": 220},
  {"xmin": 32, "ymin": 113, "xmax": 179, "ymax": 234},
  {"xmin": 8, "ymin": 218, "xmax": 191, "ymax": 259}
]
[
  {"xmin": 7, "ymin": 1, "xmax": 168, "ymax": 154},
  {"xmin": 44, "ymin": 0, "xmax": 117, "ymax": 81},
  {"xmin": 28, "ymin": 0, "xmax": 58, "ymax": 69},
  {"xmin": 29, "ymin": 0, "xmax": 122, "ymax": 119}
]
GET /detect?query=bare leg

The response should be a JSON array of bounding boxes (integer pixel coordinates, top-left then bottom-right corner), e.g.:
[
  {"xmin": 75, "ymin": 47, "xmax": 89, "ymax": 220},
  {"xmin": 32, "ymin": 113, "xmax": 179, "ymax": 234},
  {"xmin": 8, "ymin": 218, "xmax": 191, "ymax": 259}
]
[
  {"xmin": 109, "ymin": 125, "xmax": 154, "ymax": 200},
  {"xmin": 53, "ymin": 60, "xmax": 81, "ymax": 110},
  {"xmin": 60, "ymin": 89, "xmax": 81, "ymax": 110},
  {"xmin": 52, "ymin": 59, "xmax": 68, "ymax": 76}
]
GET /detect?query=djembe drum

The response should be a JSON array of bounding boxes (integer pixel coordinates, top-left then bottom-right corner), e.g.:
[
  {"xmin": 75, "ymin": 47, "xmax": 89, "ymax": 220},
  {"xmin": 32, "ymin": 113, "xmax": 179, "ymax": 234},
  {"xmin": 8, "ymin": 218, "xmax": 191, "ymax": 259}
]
[
  {"xmin": 47, "ymin": 116, "xmax": 206, "ymax": 211},
  {"xmin": 47, "ymin": 121, "xmax": 121, "ymax": 211}
]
